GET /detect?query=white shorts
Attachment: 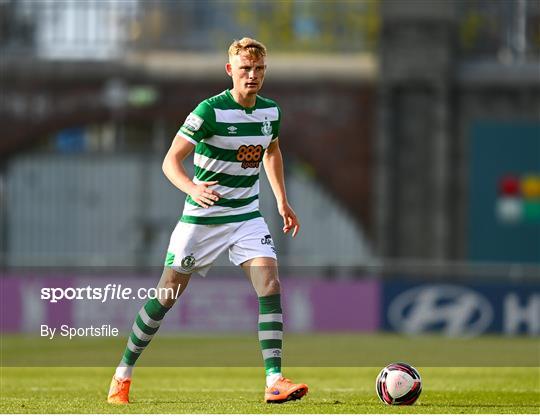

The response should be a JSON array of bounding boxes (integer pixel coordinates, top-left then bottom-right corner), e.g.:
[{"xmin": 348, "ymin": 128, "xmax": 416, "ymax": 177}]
[{"xmin": 164, "ymin": 217, "xmax": 277, "ymax": 276}]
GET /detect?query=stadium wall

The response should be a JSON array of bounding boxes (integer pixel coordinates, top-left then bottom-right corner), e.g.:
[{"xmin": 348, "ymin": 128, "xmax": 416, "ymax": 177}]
[{"xmin": 4, "ymin": 155, "xmax": 373, "ymax": 268}]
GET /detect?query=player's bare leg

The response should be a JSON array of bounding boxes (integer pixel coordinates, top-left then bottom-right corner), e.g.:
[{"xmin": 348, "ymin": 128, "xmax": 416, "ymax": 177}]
[
  {"xmin": 242, "ymin": 257, "xmax": 308, "ymax": 403},
  {"xmin": 243, "ymin": 257, "xmax": 280, "ymax": 297},
  {"xmin": 155, "ymin": 266, "xmax": 191, "ymax": 307},
  {"xmin": 107, "ymin": 267, "xmax": 190, "ymax": 404}
]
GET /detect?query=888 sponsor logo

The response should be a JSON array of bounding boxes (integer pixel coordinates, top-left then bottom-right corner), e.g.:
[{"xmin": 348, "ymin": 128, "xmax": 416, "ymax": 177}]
[{"xmin": 236, "ymin": 145, "xmax": 263, "ymax": 169}]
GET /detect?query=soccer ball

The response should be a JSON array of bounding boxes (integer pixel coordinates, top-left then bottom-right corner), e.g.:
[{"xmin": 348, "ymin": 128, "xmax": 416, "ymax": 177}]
[{"xmin": 375, "ymin": 362, "xmax": 422, "ymax": 405}]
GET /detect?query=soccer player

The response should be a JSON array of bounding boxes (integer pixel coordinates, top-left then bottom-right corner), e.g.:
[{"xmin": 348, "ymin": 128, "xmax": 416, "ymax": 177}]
[{"xmin": 107, "ymin": 37, "xmax": 308, "ymax": 404}]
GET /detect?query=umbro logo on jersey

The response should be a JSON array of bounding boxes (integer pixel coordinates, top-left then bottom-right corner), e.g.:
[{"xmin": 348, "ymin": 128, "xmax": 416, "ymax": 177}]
[{"xmin": 227, "ymin": 126, "xmax": 238, "ymax": 134}]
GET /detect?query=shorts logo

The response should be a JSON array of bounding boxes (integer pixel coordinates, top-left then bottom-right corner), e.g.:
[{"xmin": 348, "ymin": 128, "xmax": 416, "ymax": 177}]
[
  {"xmin": 261, "ymin": 120, "xmax": 272, "ymax": 136},
  {"xmin": 261, "ymin": 234, "xmax": 276, "ymax": 253},
  {"xmin": 180, "ymin": 254, "xmax": 196, "ymax": 271},
  {"xmin": 236, "ymin": 144, "xmax": 263, "ymax": 169}
]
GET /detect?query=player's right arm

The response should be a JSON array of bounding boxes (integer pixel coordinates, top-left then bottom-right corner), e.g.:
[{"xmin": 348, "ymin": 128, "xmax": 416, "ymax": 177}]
[
  {"xmin": 162, "ymin": 102, "xmax": 220, "ymax": 208},
  {"xmin": 162, "ymin": 137, "xmax": 220, "ymax": 208}
]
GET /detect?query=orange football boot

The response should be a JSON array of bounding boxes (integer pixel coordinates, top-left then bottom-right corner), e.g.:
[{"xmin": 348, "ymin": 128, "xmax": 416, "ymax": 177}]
[
  {"xmin": 265, "ymin": 377, "xmax": 308, "ymax": 403},
  {"xmin": 107, "ymin": 376, "xmax": 131, "ymax": 404}
]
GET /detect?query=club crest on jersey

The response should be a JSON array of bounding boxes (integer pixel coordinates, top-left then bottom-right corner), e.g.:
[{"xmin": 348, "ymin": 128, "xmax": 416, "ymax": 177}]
[
  {"xmin": 227, "ymin": 126, "xmax": 238, "ymax": 134},
  {"xmin": 180, "ymin": 254, "xmax": 196, "ymax": 271},
  {"xmin": 261, "ymin": 120, "xmax": 272, "ymax": 135}
]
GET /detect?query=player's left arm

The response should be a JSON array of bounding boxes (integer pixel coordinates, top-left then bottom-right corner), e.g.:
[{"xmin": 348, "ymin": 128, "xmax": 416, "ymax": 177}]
[{"xmin": 263, "ymin": 139, "xmax": 300, "ymax": 237}]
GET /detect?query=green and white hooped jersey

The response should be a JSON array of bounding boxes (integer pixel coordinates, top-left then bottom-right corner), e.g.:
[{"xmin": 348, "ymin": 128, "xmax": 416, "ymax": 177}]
[{"xmin": 176, "ymin": 90, "xmax": 281, "ymax": 225}]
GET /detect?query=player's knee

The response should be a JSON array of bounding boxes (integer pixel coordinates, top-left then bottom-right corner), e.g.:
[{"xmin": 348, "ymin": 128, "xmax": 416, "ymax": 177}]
[{"xmin": 261, "ymin": 278, "xmax": 281, "ymax": 296}]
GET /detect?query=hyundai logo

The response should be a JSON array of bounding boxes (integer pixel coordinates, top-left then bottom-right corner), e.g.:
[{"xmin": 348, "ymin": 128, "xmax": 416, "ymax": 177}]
[{"xmin": 388, "ymin": 284, "xmax": 493, "ymax": 337}]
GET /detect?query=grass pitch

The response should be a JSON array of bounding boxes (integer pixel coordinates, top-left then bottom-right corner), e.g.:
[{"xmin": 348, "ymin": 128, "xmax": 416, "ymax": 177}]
[
  {"xmin": 1, "ymin": 367, "xmax": 539, "ymax": 414},
  {"xmin": 1, "ymin": 333, "xmax": 539, "ymax": 413}
]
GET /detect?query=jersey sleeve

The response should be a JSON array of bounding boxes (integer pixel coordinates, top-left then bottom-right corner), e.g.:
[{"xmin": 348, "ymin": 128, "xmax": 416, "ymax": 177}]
[
  {"xmin": 271, "ymin": 105, "xmax": 281, "ymax": 142},
  {"xmin": 176, "ymin": 101, "xmax": 215, "ymax": 144}
]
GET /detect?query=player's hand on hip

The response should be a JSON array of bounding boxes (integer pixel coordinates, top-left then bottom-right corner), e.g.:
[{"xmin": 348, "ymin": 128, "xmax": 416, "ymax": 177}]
[
  {"xmin": 278, "ymin": 202, "xmax": 300, "ymax": 238},
  {"xmin": 189, "ymin": 181, "xmax": 221, "ymax": 208}
]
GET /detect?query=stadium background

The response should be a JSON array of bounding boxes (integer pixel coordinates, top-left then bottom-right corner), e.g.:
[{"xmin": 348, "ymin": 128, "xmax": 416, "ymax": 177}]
[{"xmin": 1, "ymin": 0, "xmax": 539, "ymax": 370}]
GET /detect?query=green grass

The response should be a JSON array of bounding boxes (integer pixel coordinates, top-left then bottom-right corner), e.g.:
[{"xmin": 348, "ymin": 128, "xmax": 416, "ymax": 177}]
[
  {"xmin": 1, "ymin": 333, "xmax": 539, "ymax": 413},
  {"xmin": 2, "ymin": 333, "xmax": 539, "ymax": 366},
  {"xmin": 1, "ymin": 367, "xmax": 539, "ymax": 413}
]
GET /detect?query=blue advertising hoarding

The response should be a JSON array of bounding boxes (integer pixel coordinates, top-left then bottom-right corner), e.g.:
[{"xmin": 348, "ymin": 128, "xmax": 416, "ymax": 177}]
[{"xmin": 383, "ymin": 280, "xmax": 539, "ymax": 336}]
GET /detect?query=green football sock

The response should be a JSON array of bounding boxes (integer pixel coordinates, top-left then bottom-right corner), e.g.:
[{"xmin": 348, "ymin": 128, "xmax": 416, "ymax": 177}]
[
  {"xmin": 120, "ymin": 298, "xmax": 170, "ymax": 367},
  {"xmin": 258, "ymin": 293, "xmax": 283, "ymax": 378}
]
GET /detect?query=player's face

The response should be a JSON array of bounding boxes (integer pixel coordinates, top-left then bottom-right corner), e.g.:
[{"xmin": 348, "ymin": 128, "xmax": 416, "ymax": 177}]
[{"xmin": 226, "ymin": 52, "xmax": 266, "ymax": 96}]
